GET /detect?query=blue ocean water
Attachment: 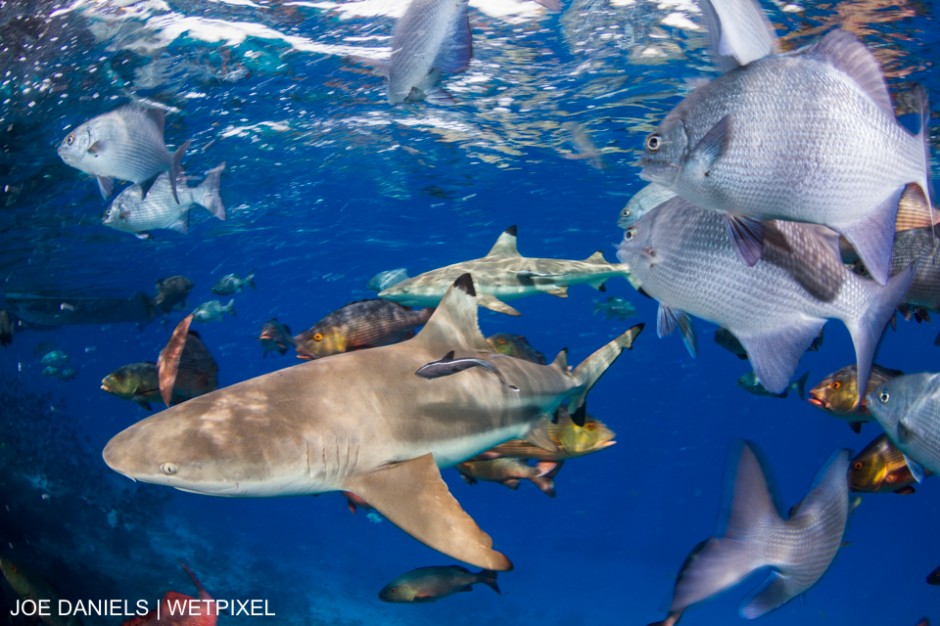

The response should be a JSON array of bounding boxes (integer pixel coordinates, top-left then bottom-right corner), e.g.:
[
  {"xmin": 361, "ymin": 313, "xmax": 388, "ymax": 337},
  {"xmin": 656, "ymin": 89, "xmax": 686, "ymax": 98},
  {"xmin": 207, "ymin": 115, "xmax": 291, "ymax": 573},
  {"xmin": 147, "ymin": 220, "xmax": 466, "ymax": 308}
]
[{"xmin": 0, "ymin": 0, "xmax": 938, "ymax": 624}]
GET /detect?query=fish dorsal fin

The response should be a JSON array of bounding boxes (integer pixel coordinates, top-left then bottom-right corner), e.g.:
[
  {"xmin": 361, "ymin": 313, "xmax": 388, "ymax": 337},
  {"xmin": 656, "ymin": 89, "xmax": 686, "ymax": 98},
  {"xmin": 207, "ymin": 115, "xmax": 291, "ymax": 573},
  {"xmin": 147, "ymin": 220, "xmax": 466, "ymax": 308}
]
[
  {"xmin": 807, "ymin": 29, "xmax": 893, "ymax": 119},
  {"xmin": 143, "ymin": 107, "xmax": 167, "ymax": 133},
  {"xmin": 550, "ymin": 348, "xmax": 568, "ymax": 372},
  {"xmin": 485, "ymin": 226, "xmax": 520, "ymax": 257},
  {"xmin": 584, "ymin": 250, "xmax": 607, "ymax": 263},
  {"xmin": 413, "ymin": 274, "xmax": 490, "ymax": 351}
]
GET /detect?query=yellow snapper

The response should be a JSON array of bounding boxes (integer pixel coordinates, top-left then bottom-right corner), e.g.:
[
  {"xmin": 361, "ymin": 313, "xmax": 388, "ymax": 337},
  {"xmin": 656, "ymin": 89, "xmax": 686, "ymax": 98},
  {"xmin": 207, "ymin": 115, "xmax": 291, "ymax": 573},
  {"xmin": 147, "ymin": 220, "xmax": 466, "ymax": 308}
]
[
  {"xmin": 848, "ymin": 433, "xmax": 928, "ymax": 495},
  {"xmin": 808, "ymin": 364, "xmax": 903, "ymax": 432}
]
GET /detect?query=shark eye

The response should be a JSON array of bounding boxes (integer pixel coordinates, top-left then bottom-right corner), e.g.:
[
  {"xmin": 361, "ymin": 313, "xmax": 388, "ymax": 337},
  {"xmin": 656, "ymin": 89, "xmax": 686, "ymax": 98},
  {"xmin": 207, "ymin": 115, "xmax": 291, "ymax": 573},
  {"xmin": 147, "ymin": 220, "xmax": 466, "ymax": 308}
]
[
  {"xmin": 160, "ymin": 462, "xmax": 178, "ymax": 475},
  {"xmin": 645, "ymin": 133, "xmax": 662, "ymax": 152},
  {"xmin": 66, "ymin": 132, "xmax": 75, "ymax": 146},
  {"xmin": 313, "ymin": 333, "xmax": 323, "ymax": 342},
  {"xmin": 878, "ymin": 391, "xmax": 890, "ymax": 404},
  {"xmin": 624, "ymin": 227, "xmax": 637, "ymax": 241}
]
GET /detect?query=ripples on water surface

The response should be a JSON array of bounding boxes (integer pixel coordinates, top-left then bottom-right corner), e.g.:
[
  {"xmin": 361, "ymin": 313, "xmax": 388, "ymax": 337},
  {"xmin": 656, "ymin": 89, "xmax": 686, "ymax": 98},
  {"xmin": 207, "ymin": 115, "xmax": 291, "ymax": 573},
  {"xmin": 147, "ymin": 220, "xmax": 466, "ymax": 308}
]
[{"xmin": 0, "ymin": 0, "xmax": 938, "ymax": 624}]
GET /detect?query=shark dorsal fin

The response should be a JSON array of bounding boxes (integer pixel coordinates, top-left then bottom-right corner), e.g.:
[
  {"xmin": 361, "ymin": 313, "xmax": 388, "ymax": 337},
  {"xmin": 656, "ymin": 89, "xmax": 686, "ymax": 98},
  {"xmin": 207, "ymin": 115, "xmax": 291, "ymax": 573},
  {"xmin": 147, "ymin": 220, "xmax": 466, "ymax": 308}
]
[
  {"xmin": 485, "ymin": 225, "xmax": 520, "ymax": 257},
  {"xmin": 413, "ymin": 274, "xmax": 490, "ymax": 351},
  {"xmin": 584, "ymin": 250, "xmax": 607, "ymax": 263},
  {"xmin": 550, "ymin": 348, "xmax": 568, "ymax": 372}
]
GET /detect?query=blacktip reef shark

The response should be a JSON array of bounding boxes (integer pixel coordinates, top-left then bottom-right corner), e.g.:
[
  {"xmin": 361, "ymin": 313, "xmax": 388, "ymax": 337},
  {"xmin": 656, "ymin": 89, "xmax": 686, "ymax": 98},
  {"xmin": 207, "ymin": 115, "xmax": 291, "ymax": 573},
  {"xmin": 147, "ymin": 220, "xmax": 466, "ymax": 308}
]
[
  {"xmin": 378, "ymin": 225, "xmax": 632, "ymax": 315},
  {"xmin": 103, "ymin": 274, "xmax": 644, "ymax": 571}
]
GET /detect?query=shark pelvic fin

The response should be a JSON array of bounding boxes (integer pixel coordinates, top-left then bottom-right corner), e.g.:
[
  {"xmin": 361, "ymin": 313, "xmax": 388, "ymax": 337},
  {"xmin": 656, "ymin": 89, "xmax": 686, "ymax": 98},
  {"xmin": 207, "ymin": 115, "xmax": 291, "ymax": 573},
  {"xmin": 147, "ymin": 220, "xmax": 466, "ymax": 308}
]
[
  {"xmin": 484, "ymin": 225, "xmax": 521, "ymax": 257},
  {"xmin": 413, "ymin": 274, "xmax": 492, "ymax": 350},
  {"xmin": 342, "ymin": 453, "xmax": 513, "ymax": 571},
  {"xmin": 476, "ymin": 293, "xmax": 521, "ymax": 316}
]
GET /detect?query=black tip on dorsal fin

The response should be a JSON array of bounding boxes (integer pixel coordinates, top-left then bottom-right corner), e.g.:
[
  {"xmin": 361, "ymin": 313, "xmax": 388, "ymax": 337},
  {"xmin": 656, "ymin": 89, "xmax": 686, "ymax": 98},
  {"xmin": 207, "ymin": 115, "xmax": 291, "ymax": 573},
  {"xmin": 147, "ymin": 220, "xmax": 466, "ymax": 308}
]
[
  {"xmin": 505, "ymin": 225, "xmax": 518, "ymax": 237},
  {"xmin": 443, "ymin": 350, "xmax": 455, "ymax": 361},
  {"xmin": 454, "ymin": 273, "xmax": 476, "ymax": 297}
]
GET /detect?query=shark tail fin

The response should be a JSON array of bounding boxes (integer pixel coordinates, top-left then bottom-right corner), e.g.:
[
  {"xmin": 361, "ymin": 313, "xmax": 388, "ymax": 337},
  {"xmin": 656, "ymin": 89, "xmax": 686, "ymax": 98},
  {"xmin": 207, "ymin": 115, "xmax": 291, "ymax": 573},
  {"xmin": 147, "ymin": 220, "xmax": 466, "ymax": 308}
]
[{"xmin": 568, "ymin": 324, "xmax": 643, "ymax": 413}]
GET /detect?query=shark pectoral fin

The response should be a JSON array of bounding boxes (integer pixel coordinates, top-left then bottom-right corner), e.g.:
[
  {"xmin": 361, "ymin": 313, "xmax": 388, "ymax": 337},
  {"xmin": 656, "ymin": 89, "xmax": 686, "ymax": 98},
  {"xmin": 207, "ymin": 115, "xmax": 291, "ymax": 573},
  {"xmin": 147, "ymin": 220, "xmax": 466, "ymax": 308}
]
[
  {"xmin": 542, "ymin": 285, "xmax": 568, "ymax": 298},
  {"xmin": 342, "ymin": 454, "xmax": 513, "ymax": 572},
  {"xmin": 476, "ymin": 294, "xmax": 521, "ymax": 316}
]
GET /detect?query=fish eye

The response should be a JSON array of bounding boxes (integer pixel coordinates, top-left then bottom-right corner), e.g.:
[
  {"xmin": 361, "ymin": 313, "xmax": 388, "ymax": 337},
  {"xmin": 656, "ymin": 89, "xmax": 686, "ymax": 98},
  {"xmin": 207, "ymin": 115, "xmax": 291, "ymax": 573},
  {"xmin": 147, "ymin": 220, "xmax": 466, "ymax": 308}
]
[
  {"xmin": 624, "ymin": 226, "xmax": 637, "ymax": 241},
  {"xmin": 160, "ymin": 462, "xmax": 178, "ymax": 475},
  {"xmin": 313, "ymin": 333, "xmax": 323, "ymax": 342},
  {"xmin": 66, "ymin": 132, "xmax": 74, "ymax": 146},
  {"xmin": 585, "ymin": 423, "xmax": 596, "ymax": 431},
  {"xmin": 831, "ymin": 381, "xmax": 841, "ymax": 390},
  {"xmin": 853, "ymin": 461, "xmax": 863, "ymax": 471},
  {"xmin": 878, "ymin": 391, "xmax": 890, "ymax": 404},
  {"xmin": 645, "ymin": 133, "xmax": 662, "ymax": 152}
]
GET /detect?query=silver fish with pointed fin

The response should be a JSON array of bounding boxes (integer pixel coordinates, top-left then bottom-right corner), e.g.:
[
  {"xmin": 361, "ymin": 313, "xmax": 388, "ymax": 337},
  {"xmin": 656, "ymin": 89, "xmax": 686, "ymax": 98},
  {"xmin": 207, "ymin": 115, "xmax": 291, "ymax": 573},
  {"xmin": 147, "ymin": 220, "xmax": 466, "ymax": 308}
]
[
  {"xmin": 386, "ymin": 0, "xmax": 472, "ymax": 104},
  {"xmin": 617, "ymin": 196, "xmax": 911, "ymax": 395},
  {"xmin": 698, "ymin": 0, "xmax": 777, "ymax": 71},
  {"xmin": 867, "ymin": 372, "xmax": 940, "ymax": 477},
  {"xmin": 103, "ymin": 164, "xmax": 225, "ymax": 237},
  {"xmin": 652, "ymin": 442, "xmax": 849, "ymax": 622},
  {"xmin": 102, "ymin": 274, "xmax": 644, "ymax": 570},
  {"xmin": 640, "ymin": 29, "xmax": 932, "ymax": 286},
  {"xmin": 380, "ymin": 225, "xmax": 630, "ymax": 316},
  {"xmin": 57, "ymin": 105, "xmax": 190, "ymax": 202}
]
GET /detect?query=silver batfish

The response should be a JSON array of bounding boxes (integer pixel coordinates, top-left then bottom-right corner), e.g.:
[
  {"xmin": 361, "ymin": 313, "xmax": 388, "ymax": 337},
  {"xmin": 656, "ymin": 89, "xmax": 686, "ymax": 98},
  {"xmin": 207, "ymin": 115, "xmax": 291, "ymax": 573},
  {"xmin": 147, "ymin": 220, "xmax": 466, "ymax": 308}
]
[
  {"xmin": 386, "ymin": 0, "xmax": 472, "ymax": 104},
  {"xmin": 58, "ymin": 105, "xmax": 190, "ymax": 201},
  {"xmin": 103, "ymin": 164, "xmax": 226, "ymax": 237},
  {"xmin": 640, "ymin": 29, "xmax": 931, "ymax": 286},
  {"xmin": 889, "ymin": 226, "xmax": 940, "ymax": 311},
  {"xmin": 616, "ymin": 196, "xmax": 911, "ymax": 395},
  {"xmin": 867, "ymin": 372, "xmax": 940, "ymax": 477},
  {"xmin": 651, "ymin": 442, "xmax": 850, "ymax": 622}
]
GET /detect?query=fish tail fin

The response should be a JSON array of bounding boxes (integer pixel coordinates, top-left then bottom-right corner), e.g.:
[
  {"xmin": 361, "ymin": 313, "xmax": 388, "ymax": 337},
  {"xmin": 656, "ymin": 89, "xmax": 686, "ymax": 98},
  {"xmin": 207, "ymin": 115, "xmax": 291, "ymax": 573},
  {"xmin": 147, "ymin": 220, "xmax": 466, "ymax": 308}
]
[
  {"xmin": 913, "ymin": 84, "xmax": 934, "ymax": 207},
  {"xmin": 178, "ymin": 562, "xmax": 211, "ymax": 600},
  {"xmin": 568, "ymin": 324, "xmax": 643, "ymax": 412},
  {"xmin": 478, "ymin": 570, "xmax": 501, "ymax": 595},
  {"xmin": 194, "ymin": 162, "xmax": 226, "ymax": 221},
  {"xmin": 740, "ymin": 449, "xmax": 850, "ymax": 619},
  {"xmin": 169, "ymin": 140, "xmax": 191, "ymax": 205},
  {"xmin": 668, "ymin": 442, "xmax": 777, "ymax": 613},
  {"xmin": 530, "ymin": 473, "xmax": 556, "ymax": 497},
  {"xmin": 838, "ymin": 188, "xmax": 902, "ymax": 286},
  {"xmin": 246, "ymin": 271, "xmax": 256, "ymax": 289},
  {"xmin": 226, "ymin": 299, "xmax": 237, "ymax": 317},
  {"xmin": 793, "ymin": 371, "xmax": 810, "ymax": 401},
  {"xmin": 848, "ymin": 267, "xmax": 913, "ymax": 410}
]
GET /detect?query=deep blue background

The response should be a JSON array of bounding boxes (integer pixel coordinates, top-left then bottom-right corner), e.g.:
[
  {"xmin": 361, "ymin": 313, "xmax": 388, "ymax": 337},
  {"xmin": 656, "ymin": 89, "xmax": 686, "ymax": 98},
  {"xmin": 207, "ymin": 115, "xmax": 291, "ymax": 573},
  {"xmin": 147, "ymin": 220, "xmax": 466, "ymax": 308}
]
[{"xmin": 0, "ymin": 0, "xmax": 937, "ymax": 624}]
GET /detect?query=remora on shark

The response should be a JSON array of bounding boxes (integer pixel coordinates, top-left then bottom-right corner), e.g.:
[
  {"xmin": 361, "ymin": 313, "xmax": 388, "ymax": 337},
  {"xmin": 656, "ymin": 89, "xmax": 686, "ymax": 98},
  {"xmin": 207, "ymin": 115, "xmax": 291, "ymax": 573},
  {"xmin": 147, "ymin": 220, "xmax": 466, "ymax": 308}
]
[{"xmin": 103, "ymin": 274, "xmax": 643, "ymax": 570}]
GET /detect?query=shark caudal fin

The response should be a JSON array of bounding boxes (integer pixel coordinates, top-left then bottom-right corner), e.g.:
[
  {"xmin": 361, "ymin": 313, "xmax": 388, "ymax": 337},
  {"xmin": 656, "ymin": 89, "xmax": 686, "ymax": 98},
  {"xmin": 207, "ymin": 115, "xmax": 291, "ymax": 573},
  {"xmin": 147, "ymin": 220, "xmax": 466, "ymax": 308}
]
[
  {"xmin": 342, "ymin": 453, "xmax": 513, "ymax": 571},
  {"xmin": 568, "ymin": 324, "xmax": 643, "ymax": 413},
  {"xmin": 412, "ymin": 274, "xmax": 491, "ymax": 352},
  {"xmin": 668, "ymin": 442, "xmax": 778, "ymax": 613},
  {"xmin": 739, "ymin": 449, "xmax": 850, "ymax": 619}
]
